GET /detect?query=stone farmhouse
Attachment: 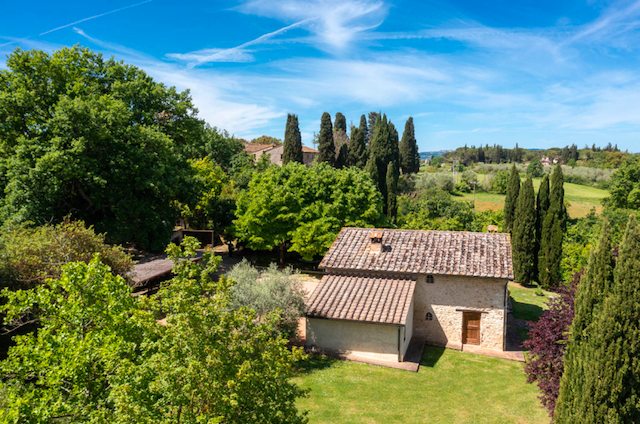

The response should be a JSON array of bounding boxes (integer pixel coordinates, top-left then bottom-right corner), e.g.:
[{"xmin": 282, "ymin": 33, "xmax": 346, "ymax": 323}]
[
  {"xmin": 305, "ymin": 228, "xmax": 513, "ymax": 363},
  {"xmin": 243, "ymin": 143, "xmax": 318, "ymax": 166}
]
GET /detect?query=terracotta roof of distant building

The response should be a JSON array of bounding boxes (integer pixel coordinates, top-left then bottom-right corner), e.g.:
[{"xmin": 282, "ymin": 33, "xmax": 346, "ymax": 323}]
[
  {"xmin": 302, "ymin": 146, "xmax": 318, "ymax": 153},
  {"xmin": 319, "ymin": 227, "xmax": 513, "ymax": 280},
  {"xmin": 306, "ymin": 274, "xmax": 416, "ymax": 325},
  {"xmin": 243, "ymin": 143, "xmax": 275, "ymax": 153}
]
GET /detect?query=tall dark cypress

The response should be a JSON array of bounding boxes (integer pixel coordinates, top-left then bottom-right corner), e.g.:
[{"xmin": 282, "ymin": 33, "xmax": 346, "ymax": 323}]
[
  {"xmin": 366, "ymin": 114, "xmax": 399, "ymax": 217},
  {"xmin": 512, "ymin": 176, "xmax": 536, "ymax": 285},
  {"xmin": 555, "ymin": 220, "xmax": 614, "ymax": 422},
  {"xmin": 503, "ymin": 164, "xmax": 521, "ymax": 233},
  {"xmin": 335, "ymin": 144, "xmax": 348, "ymax": 169},
  {"xmin": 535, "ymin": 173, "xmax": 550, "ymax": 278},
  {"xmin": 359, "ymin": 114, "xmax": 368, "ymax": 146},
  {"xmin": 317, "ymin": 112, "xmax": 335, "ymax": 166},
  {"xmin": 334, "ymin": 112, "xmax": 347, "ymax": 133},
  {"xmin": 282, "ymin": 113, "xmax": 303, "ymax": 165},
  {"xmin": 555, "ymin": 215, "xmax": 640, "ymax": 423},
  {"xmin": 347, "ymin": 125, "xmax": 367, "ymax": 168},
  {"xmin": 386, "ymin": 161, "xmax": 399, "ymax": 221},
  {"xmin": 399, "ymin": 117, "xmax": 420, "ymax": 174},
  {"xmin": 539, "ymin": 165, "xmax": 565, "ymax": 288}
]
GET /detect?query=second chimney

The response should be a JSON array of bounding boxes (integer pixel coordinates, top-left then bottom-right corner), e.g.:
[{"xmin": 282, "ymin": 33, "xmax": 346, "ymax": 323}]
[{"xmin": 370, "ymin": 230, "xmax": 383, "ymax": 254}]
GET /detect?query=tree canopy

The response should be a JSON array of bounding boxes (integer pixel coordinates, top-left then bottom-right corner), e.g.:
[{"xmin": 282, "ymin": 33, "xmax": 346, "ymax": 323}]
[
  {"xmin": 234, "ymin": 163, "xmax": 383, "ymax": 261},
  {"xmin": 0, "ymin": 46, "xmax": 241, "ymax": 251},
  {"xmin": 316, "ymin": 112, "xmax": 335, "ymax": 166},
  {"xmin": 399, "ymin": 117, "xmax": 420, "ymax": 174},
  {"xmin": 283, "ymin": 114, "xmax": 303, "ymax": 165}
]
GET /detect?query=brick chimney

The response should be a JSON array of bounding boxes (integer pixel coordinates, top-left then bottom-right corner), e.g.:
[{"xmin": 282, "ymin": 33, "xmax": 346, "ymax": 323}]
[{"xmin": 370, "ymin": 230, "xmax": 383, "ymax": 254}]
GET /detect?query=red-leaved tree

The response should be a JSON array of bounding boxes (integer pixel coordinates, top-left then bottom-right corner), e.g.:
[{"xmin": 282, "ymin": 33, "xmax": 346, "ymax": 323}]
[{"xmin": 523, "ymin": 272, "xmax": 580, "ymax": 417}]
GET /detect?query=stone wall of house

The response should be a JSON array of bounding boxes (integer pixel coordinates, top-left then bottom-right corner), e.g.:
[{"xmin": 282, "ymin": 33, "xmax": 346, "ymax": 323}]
[{"xmin": 412, "ymin": 275, "xmax": 508, "ymax": 351}]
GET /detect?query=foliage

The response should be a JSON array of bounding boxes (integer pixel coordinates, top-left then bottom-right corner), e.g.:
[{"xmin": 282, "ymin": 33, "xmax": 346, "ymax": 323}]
[
  {"xmin": 386, "ymin": 161, "xmax": 399, "ymax": 221},
  {"xmin": 0, "ymin": 46, "xmax": 234, "ymax": 251},
  {"xmin": 555, "ymin": 215, "xmax": 640, "ymax": 423},
  {"xmin": 227, "ymin": 260, "xmax": 306, "ymax": 339},
  {"xmin": 366, "ymin": 114, "xmax": 400, "ymax": 217},
  {"xmin": 399, "ymin": 117, "xmax": 420, "ymax": 174},
  {"xmin": 228, "ymin": 151, "xmax": 257, "ymax": 191},
  {"xmin": 460, "ymin": 170, "xmax": 479, "ymax": 191},
  {"xmin": 430, "ymin": 155, "xmax": 445, "ymax": 168},
  {"xmin": 606, "ymin": 156, "xmax": 640, "ymax": 208},
  {"xmin": 416, "ymin": 172, "xmax": 455, "ymax": 193},
  {"xmin": 0, "ymin": 237, "xmax": 309, "ymax": 423},
  {"xmin": 249, "ymin": 135, "xmax": 282, "ymax": 145},
  {"xmin": 335, "ymin": 144, "xmax": 349, "ymax": 169},
  {"xmin": 512, "ymin": 177, "xmax": 536, "ymax": 285},
  {"xmin": 535, "ymin": 174, "xmax": 550, "ymax": 279},
  {"xmin": 539, "ymin": 166, "xmax": 565, "ymax": 289},
  {"xmin": 503, "ymin": 165, "xmax": 521, "ymax": 233},
  {"xmin": 0, "ymin": 256, "xmax": 144, "ymax": 423},
  {"xmin": 316, "ymin": 112, "xmax": 335, "ymax": 166},
  {"xmin": 555, "ymin": 220, "xmax": 614, "ymax": 421},
  {"xmin": 358, "ymin": 114, "xmax": 369, "ymax": 147},
  {"xmin": 563, "ymin": 166, "xmax": 614, "ymax": 189},
  {"xmin": 523, "ymin": 272, "xmax": 579, "ymax": 417},
  {"xmin": 347, "ymin": 124, "xmax": 368, "ymax": 169},
  {"xmin": 0, "ymin": 219, "xmax": 133, "ymax": 290},
  {"xmin": 491, "ymin": 170, "xmax": 511, "ymax": 195},
  {"xmin": 526, "ymin": 158, "xmax": 544, "ymax": 178},
  {"xmin": 234, "ymin": 163, "xmax": 383, "ymax": 260},
  {"xmin": 334, "ymin": 112, "xmax": 347, "ymax": 133},
  {"xmin": 283, "ymin": 114, "xmax": 303, "ymax": 165}
]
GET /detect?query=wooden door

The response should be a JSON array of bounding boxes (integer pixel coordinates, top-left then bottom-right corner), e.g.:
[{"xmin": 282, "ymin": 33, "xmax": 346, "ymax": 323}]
[{"xmin": 462, "ymin": 312, "xmax": 481, "ymax": 345}]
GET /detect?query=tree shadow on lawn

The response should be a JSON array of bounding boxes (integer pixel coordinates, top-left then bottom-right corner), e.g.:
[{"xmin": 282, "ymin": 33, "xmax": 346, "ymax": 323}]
[
  {"xmin": 511, "ymin": 298, "xmax": 544, "ymax": 322},
  {"xmin": 295, "ymin": 352, "xmax": 340, "ymax": 374},
  {"xmin": 420, "ymin": 345, "xmax": 446, "ymax": 367}
]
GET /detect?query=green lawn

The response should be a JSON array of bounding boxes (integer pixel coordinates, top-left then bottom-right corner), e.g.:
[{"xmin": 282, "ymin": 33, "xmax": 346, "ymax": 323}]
[
  {"xmin": 458, "ymin": 177, "xmax": 608, "ymax": 218},
  {"xmin": 509, "ymin": 282, "xmax": 554, "ymax": 322},
  {"xmin": 293, "ymin": 348, "xmax": 548, "ymax": 424}
]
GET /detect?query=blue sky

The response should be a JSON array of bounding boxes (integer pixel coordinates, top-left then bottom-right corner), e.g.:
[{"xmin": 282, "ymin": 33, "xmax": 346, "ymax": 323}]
[{"xmin": 2, "ymin": 0, "xmax": 640, "ymax": 152}]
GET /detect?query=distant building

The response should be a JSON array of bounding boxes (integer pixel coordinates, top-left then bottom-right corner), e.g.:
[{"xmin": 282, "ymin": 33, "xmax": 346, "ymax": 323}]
[{"xmin": 243, "ymin": 143, "xmax": 318, "ymax": 166}]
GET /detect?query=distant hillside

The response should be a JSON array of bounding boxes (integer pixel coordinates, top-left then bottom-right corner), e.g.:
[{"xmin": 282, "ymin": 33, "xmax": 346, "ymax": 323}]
[{"xmin": 419, "ymin": 150, "xmax": 453, "ymax": 160}]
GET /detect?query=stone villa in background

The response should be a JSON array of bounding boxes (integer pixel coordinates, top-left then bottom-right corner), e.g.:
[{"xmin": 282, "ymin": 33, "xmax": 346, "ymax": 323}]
[
  {"xmin": 305, "ymin": 228, "xmax": 514, "ymax": 363},
  {"xmin": 243, "ymin": 143, "xmax": 318, "ymax": 166}
]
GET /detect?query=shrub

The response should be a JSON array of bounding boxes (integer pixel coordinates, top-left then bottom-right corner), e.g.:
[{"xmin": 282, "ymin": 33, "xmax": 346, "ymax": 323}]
[
  {"xmin": 491, "ymin": 170, "xmax": 511, "ymax": 194},
  {"xmin": 0, "ymin": 219, "xmax": 133, "ymax": 289},
  {"xmin": 227, "ymin": 260, "xmax": 306, "ymax": 339}
]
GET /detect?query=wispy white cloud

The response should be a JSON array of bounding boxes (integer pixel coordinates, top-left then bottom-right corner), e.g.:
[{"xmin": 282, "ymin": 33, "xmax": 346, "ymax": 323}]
[
  {"xmin": 0, "ymin": 0, "xmax": 153, "ymax": 48},
  {"xmin": 235, "ymin": 0, "xmax": 388, "ymax": 50}
]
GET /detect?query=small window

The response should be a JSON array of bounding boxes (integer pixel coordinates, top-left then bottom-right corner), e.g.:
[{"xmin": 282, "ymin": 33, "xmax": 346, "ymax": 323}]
[
  {"xmin": 425, "ymin": 312, "xmax": 433, "ymax": 321},
  {"xmin": 426, "ymin": 275, "xmax": 434, "ymax": 284}
]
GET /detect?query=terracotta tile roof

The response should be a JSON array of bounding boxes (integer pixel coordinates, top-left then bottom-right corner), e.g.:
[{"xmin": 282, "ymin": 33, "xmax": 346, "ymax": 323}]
[
  {"xmin": 302, "ymin": 146, "xmax": 318, "ymax": 153},
  {"xmin": 306, "ymin": 274, "xmax": 416, "ymax": 325},
  {"xmin": 319, "ymin": 228, "xmax": 514, "ymax": 280},
  {"xmin": 243, "ymin": 143, "xmax": 275, "ymax": 154}
]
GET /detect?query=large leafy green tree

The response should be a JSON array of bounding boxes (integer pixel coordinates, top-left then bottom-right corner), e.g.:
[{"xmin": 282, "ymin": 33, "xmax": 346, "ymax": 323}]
[
  {"xmin": 399, "ymin": 117, "xmax": 420, "ymax": 174},
  {"xmin": 539, "ymin": 165, "xmax": 565, "ymax": 288},
  {"xmin": 0, "ymin": 46, "xmax": 236, "ymax": 250},
  {"xmin": 316, "ymin": 112, "xmax": 335, "ymax": 166},
  {"xmin": 503, "ymin": 164, "xmax": 521, "ymax": 233},
  {"xmin": 234, "ymin": 163, "xmax": 383, "ymax": 262},
  {"xmin": 607, "ymin": 156, "xmax": 640, "ymax": 209},
  {"xmin": 512, "ymin": 177, "xmax": 536, "ymax": 285},
  {"xmin": 283, "ymin": 113, "xmax": 303, "ymax": 165},
  {"xmin": 555, "ymin": 215, "xmax": 640, "ymax": 423},
  {"xmin": 0, "ymin": 238, "xmax": 308, "ymax": 423}
]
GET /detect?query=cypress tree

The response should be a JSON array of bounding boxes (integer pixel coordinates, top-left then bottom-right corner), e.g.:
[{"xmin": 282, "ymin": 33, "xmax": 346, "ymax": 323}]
[
  {"xmin": 366, "ymin": 114, "xmax": 400, "ymax": 217},
  {"xmin": 282, "ymin": 113, "xmax": 303, "ymax": 165},
  {"xmin": 512, "ymin": 176, "xmax": 536, "ymax": 285},
  {"xmin": 359, "ymin": 114, "xmax": 368, "ymax": 146},
  {"xmin": 503, "ymin": 164, "xmax": 521, "ymax": 233},
  {"xmin": 539, "ymin": 166, "xmax": 565, "ymax": 288},
  {"xmin": 317, "ymin": 112, "xmax": 335, "ymax": 166},
  {"xmin": 555, "ymin": 220, "xmax": 614, "ymax": 422},
  {"xmin": 386, "ymin": 161, "xmax": 399, "ymax": 221},
  {"xmin": 399, "ymin": 117, "xmax": 420, "ymax": 174},
  {"xmin": 334, "ymin": 112, "xmax": 347, "ymax": 133},
  {"xmin": 555, "ymin": 215, "xmax": 640, "ymax": 423},
  {"xmin": 347, "ymin": 125, "xmax": 367, "ymax": 169},
  {"xmin": 335, "ymin": 144, "xmax": 348, "ymax": 169},
  {"xmin": 535, "ymin": 173, "xmax": 550, "ymax": 278}
]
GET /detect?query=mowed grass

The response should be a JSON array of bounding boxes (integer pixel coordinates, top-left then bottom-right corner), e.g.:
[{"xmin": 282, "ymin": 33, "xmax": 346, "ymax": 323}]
[
  {"xmin": 509, "ymin": 282, "xmax": 554, "ymax": 323},
  {"xmin": 458, "ymin": 177, "xmax": 608, "ymax": 218},
  {"xmin": 293, "ymin": 348, "xmax": 548, "ymax": 424}
]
